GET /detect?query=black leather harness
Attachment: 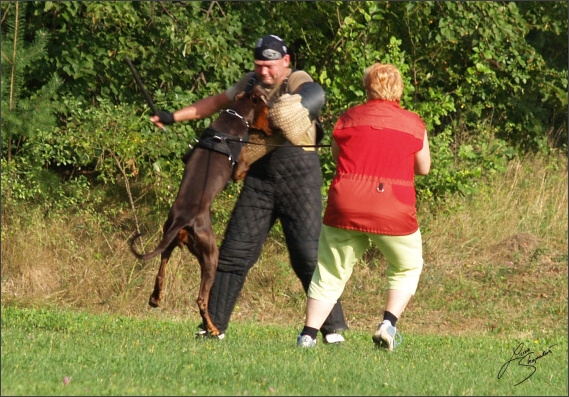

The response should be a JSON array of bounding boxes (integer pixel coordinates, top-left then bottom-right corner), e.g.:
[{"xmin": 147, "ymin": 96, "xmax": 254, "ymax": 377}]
[{"xmin": 194, "ymin": 127, "xmax": 247, "ymax": 168}]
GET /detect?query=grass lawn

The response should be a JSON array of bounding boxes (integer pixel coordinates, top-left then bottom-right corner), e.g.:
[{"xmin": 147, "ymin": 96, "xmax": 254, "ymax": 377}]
[{"xmin": 2, "ymin": 306, "xmax": 567, "ymax": 396}]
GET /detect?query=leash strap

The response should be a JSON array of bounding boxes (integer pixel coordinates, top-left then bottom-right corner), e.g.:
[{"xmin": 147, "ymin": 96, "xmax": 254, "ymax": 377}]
[{"xmin": 223, "ymin": 135, "xmax": 331, "ymax": 148}]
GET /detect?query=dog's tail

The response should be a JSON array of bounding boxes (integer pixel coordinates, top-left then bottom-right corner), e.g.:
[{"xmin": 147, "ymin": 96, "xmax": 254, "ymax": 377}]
[
  {"xmin": 129, "ymin": 233, "xmax": 161, "ymax": 260},
  {"xmin": 129, "ymin": 224, "xmax": 185, "ymax": 261}
]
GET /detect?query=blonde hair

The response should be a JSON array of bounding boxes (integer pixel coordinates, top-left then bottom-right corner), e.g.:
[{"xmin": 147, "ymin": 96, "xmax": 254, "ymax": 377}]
[{"xmin": 363, "ymin": 63, "xmax": 403, "ymax": 101}]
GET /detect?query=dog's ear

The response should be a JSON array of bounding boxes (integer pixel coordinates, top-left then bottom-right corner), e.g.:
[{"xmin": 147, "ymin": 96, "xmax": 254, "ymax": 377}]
[
  {"xmin": 250, "ymin": 85, "xmax": 273, "ymax": 108},
  {"xmin": 250, "ymin": 101, "xmax": 272, "ymax": 135}
]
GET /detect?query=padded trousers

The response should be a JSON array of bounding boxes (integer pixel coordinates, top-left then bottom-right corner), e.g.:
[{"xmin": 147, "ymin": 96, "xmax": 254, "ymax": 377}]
[{"xmin": 206, "ymin": 145, "xmax": 348, "ymax": 335}]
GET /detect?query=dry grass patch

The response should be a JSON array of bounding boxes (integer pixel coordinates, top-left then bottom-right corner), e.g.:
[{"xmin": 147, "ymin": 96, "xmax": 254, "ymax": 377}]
[{"xmin": 1, "ymin": 153, "xmax": 567, "ymax": 338}]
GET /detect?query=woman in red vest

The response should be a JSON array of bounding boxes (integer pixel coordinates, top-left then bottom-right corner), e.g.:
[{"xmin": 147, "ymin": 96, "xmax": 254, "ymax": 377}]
[{"xmin": 297, "ymin": 63, "xmax": 431, "ymax": 350}]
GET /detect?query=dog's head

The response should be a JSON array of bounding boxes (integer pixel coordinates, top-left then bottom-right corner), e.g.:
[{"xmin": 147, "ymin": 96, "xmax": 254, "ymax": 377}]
[
  {"xmin": 231, "ymin": 86, "xmax": 272, "ymax": 136},
  {"xmin": 247, "ymin": 85, "xmax": 273, "ymax": 136}
]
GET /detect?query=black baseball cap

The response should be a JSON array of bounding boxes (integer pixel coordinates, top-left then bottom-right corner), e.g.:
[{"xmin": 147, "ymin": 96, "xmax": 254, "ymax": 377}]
[{"xmin": 254, "ymin": 35, "xmax": 288, "ymax": 61}]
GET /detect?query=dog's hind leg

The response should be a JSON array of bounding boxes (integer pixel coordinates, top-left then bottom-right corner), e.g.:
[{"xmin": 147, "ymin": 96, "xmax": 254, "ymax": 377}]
[
  {"xmin": 149, "ymin": 251, "xmax": 171, "ymax": 307},
  {"xmin": 148, "ymin": 230, "xmax": 184, "ymax": 308}
]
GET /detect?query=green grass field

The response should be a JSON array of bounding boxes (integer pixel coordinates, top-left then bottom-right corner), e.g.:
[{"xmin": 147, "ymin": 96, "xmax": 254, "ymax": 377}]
[{"xmin": 1, "ymin": 306, "xmax": 567, "ymax": 396}]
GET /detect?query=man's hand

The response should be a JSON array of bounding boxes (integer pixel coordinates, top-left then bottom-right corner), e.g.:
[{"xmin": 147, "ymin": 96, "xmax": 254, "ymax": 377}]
[
  {"xmin": 151, "ymin": 110, "xmax": 174, "ymax": 130},
  {"xmin": 155, "ymin": 110, "xmax": 175, "ymax": 124}
]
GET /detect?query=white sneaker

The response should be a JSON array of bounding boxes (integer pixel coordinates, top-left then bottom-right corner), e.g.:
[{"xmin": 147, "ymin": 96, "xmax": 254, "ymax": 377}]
[
  {"xmin": 195, "ymin": 329, "xmax": 225, "ymax": 340},
  {"xmin": 372, "ymin": 321, "xmax": 402, "ymax": 351},
  {"xmin": 297, "ymin": 334, "xmax": 316, "ymax": 348},
  {"xmin": 324, "ymin": 332, "xmax": 345, "ymax": 344}
]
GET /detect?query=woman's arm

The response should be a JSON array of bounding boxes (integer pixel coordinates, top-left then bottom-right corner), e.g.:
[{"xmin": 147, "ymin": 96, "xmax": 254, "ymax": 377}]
[{"xmin": 414, "ymin": 131, "xmax": 431, "ymax": 175}]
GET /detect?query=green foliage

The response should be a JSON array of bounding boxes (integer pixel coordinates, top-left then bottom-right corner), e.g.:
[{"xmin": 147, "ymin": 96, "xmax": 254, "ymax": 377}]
[
  {"xmin": 405, "ymin": 1, "xmax": 567, "ymax": 151},
  {"xmin": 51, "ymin": 95, "xmax": 195, "ymax": 208},
  {"xmin": 26, "ymin": 1, "xmax": 254, "ymax": 105},
  {"xmin": 416, "ymin": 126, "xmax": 517, "ymax": 205},
  {"xmin": 1, "ymin": 1, "xmax": 566, "ymax": 213},
  {"xmin": 1, "ymin": 2, "xmax": 62, "ymax": 206}
]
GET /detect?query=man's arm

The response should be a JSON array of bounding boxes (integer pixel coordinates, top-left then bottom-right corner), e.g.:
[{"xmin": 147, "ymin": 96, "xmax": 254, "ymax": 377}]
[
  {"xmin": 294, "ymin": 82, "xmax": 326, "ymax": 121},
  {"xmin": 151, "ymin": 91, "xmax": 230, "ymax": 130},
  {"xmin": 288, "ymin": 71, "xmax": 326, "ymax": 121},
  {"xmin": 173, "ymin": 92, "xmax": 230, "ymax": 121}
]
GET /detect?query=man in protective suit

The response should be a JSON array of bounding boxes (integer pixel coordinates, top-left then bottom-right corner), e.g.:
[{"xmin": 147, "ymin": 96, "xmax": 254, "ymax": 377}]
[{"xmin": 151, "ymin": 34, "xmax": 348, "ymax": 343}]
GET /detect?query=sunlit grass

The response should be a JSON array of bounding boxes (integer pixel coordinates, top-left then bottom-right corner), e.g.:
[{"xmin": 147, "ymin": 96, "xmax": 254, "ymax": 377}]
[{"xmin": 2, "ymin": 306, "xmax": 567, "ymax": 396}]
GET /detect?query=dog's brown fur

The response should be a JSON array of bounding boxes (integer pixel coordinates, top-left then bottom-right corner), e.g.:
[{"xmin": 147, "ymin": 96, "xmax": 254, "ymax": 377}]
[{"xmin": 130, "ymin": 86, "xmax": 271, "ymax": 336}]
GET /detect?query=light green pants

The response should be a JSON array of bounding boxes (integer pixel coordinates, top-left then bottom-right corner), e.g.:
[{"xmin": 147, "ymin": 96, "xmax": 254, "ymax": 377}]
[{"xmin": 308, "ymin": 225, "xmax": 424, "ymax": 303}]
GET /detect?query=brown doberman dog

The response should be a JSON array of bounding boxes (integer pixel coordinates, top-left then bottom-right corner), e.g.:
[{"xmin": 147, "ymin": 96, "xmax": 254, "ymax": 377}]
[{"xmin": 130, "ymin": 85, "xmax": 272, "ymax": 336}]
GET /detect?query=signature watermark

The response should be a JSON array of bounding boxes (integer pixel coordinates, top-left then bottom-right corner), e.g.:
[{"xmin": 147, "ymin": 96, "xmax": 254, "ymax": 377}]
[{"xmin": 497, "ymin": 342, "xmax": 557, "ymax": 386}]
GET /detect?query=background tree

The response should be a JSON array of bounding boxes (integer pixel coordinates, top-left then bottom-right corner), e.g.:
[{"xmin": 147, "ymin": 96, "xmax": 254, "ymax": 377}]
[
  {"xmin": 1, "ymin": 1, "xmax": 62, "ymax": 203},
  {"xmin": 1, "ymin": 0, "xmax": 566, "ymax": 210}
]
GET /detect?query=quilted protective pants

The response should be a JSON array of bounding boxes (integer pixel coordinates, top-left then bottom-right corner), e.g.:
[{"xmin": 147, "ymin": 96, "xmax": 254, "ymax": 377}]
[{"xmin": 206, "ymin": 144, "xmax": 348, "ymax": 335}]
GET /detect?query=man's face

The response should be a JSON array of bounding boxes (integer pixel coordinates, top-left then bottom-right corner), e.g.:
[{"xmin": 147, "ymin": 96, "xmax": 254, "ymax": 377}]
[{"xmin": 254, "ymin": 54, "xmax": 290, "ymax": 86}]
